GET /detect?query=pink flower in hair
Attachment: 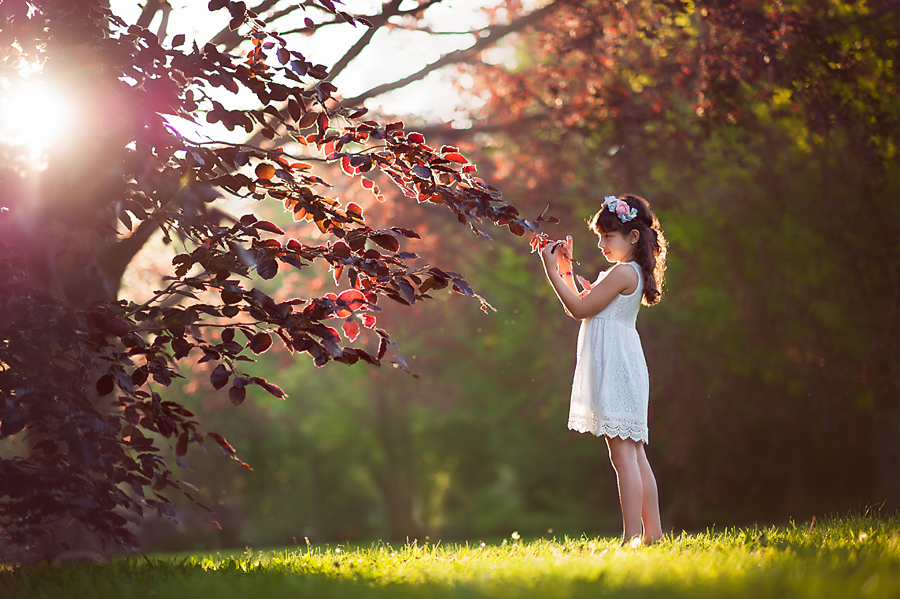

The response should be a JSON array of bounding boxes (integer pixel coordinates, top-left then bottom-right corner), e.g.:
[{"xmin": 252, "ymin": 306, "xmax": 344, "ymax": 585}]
[{"xmin": 615, "ymin": 201, "xmax": 630, "ymax": 215}]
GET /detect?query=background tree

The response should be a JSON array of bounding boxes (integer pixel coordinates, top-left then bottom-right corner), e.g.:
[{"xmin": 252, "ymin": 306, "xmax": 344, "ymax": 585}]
[{"xmin": 452, "ymin": 0, "xmax": 900, "ymax": 524}]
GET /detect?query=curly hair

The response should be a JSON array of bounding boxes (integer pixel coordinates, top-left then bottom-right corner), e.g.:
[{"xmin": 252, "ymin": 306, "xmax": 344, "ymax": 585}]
[{"xmin": 588, "ymin": 194, "xmax": 668, "ymax": 306}]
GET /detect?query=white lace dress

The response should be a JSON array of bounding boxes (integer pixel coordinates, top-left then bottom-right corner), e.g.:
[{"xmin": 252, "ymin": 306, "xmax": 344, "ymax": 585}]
[{"xmin": 567, "ymin": 261, "xmax": 650, "ymax": 443}]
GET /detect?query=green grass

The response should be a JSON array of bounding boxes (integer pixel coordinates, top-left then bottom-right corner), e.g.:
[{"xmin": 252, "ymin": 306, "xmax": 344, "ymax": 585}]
[{"xmin": 2, "ymin": 514, "xmax": 900, "ymax": 598}]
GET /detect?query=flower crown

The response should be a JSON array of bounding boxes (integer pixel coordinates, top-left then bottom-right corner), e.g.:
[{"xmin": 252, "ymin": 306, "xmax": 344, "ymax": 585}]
[{"xmin": 603, "ymin": 195, "xmax": 638, "ymax": 223}]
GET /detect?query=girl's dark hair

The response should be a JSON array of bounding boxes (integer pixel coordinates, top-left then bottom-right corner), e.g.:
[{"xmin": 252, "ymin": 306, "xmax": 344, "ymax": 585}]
[{"xmin": 588, "ymin": 194, "xmax": 668, "ymax": 306}]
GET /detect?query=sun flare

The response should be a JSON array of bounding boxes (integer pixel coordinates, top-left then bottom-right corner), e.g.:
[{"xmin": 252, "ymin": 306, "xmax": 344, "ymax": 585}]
[{"xmin": 0, "ymin": 81, "xmax": 75, "ymax": 151}]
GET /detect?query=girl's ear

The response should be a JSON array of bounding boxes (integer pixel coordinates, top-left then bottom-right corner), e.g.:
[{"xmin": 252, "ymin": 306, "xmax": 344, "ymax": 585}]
[{"xmin": 630, "ymin": 229, "xmax": 640, "ymax": 245}]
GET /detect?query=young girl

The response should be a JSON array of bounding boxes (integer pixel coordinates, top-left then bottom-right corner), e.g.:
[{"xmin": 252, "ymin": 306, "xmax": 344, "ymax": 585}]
[{"xmin": 539, "ymin": 194, "xmax": 668, "ymax": 546}]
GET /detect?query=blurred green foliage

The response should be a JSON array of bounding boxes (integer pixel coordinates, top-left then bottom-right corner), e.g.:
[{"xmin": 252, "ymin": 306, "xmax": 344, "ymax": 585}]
[{"xmin": 124, "ymin": 0, "xmax": 900, "ymax": 550}]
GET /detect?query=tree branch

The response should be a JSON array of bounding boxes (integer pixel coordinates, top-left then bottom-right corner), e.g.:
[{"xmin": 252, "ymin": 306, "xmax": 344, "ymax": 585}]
[
  {"xmin": 408, "ymin": 113, "xmax": 552, "ymax": 140},
  {"xmin": 335, "ymin": 0, "xmax": 561, "ymax": 109},
  {"xmin": 279, "ymin": 0, "xmax": 447, "ymax": 37},
  {"xmin": 328, "ymin": 0, "xmax": 405, "ymax": 82},
  {"xmin": 135, "ymin": 0, "xmax": 162, "ymax": 29},
  {"xmin": 156, "ymin": 1, "xmax": 172, "ymax": 41},
  {"xmin": 384, "ymin": 24, "xmax": 489, "ymax": 36}
]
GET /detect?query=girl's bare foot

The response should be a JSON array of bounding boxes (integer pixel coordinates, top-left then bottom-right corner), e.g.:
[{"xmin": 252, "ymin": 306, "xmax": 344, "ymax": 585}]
[{"xmin": 618, "ymin": 536, "xmax": 643, "ymax": 549}]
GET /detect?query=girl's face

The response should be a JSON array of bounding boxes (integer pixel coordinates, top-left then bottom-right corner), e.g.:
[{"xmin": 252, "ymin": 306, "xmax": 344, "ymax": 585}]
[{"xmin": 597, "ymin": 229, "xmax": 636, "ymax": 263}]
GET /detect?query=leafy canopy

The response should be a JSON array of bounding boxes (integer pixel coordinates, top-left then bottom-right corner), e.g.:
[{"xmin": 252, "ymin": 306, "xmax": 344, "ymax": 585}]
[{"xmin": 0, "ymin": 0, "xmax": 550, "ymax": 550}]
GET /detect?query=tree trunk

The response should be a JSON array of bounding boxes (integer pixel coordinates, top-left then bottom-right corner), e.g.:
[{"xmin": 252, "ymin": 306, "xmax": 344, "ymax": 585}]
[{"xmin": 373, "ymin": 387, "xmax": 420, "ymax": 540}]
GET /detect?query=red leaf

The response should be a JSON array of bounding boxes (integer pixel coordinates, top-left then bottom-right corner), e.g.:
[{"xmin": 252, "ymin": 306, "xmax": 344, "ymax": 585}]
[
  {"xmin": 257, "ymin": 258, "xmax": 278, "ymax": 280},
  {"xmin": 338, "ymin": 289, "xmax": 366, "ymax": 310},
  {"xmin": 443, "ymin": 152, "xmax": 467, "ymax": 163},
  {"xmin": 255, "ymin": 163, "xmax": 276, "ymax": 180},
  {"xmin": 210, "ymin": 364, "xmax": 230, "ymax": 390},
  {"xmin": 346, "ymin": 202, "xmax": 364, "ymax": 220},
  {"xmin": 411, "ymin": 165, "xmax": 432, "ymax": 179},
  {"xmin": 176, "ymin": 434, "xmax": 188, "ymax": 457},
  {"xmin": 207, "ymin": 432, "xmax": 236, "ymax": 458},
  {"xmin": 361, "ymin": 314, "xmax": 377, "ymax": 329},
  {"xmin": 397, "ymin": 279, "xmax": 416, "ymax": 303},
  {"xmin": 298, "ymin": 111, "xmax": 318, "ymax": 129},
  {"xmin": 253, "ymin": 220, "xmax": 284, "ymax": 234},
  {"xmin": 249, "ymin": 332, "xmax": 273, "ymax": 354},
  {"xmin": 317, "ymin": 112, "xmax": 330, "ymax": 132},
  {"xmin": 342, "ymin": 320, "xmax": 360, "ymax": 342},
  {"xmin": 341, "ymin": 156, "xmax": 354, "ymax": 175},
  {"xmin": 229, "ymin": 385, "xmax": 246, "ymax": 406},
  {"xmin": 253, "ymin": 377, "xmax": 286, "ymax": 398},
  {"xmin": 288, "ymin": 99, "xmax": 302, "ymax": 121},
  {"xmin": 408, "ymin": 132, "xmax": 425, "ymax": 143},
  {"xmin": 370, "ymin": 233, "xmax": 400, "ymax": 252},
  {"xmin": 96, "ymin": 374, "xmax": 114, "ymax": 396}
]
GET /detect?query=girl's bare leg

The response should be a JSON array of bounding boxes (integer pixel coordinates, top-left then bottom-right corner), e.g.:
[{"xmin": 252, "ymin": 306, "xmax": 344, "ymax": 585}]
[
  {"xmin": 606, "ymin": 436, "xmax": 643, "ymax": 543},
  {"xmin": 636, "ymin": 442, "xmax": 663, "ymax": 544}
]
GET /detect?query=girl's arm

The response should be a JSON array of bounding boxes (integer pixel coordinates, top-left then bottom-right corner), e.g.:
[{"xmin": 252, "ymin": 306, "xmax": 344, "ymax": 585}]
[
  {"xmin": 556, "ymin": 236, "xmax": 580, "ymax": 297},
  {"xmin": 540, "ymin": 243, "xmax": 638, "ymax": 320}
]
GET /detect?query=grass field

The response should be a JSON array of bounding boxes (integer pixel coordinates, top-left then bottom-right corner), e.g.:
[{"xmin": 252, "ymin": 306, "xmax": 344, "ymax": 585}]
[{"xmin": 2, "ymin": 514, "xmax": 899, "ymax": 598}]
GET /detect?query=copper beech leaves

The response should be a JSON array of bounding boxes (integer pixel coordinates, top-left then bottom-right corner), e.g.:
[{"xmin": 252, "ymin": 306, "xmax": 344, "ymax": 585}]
[
  {"xmin": 342, "ymin": 319, "xmax": 360, "ymax": 342},
  {"xmin": 255, "ymin": 163, "xmax": 276, "ymax": 180},
  {"xmin": 210, "ymin": 364, "xmax": 230, "ymax": 390},
  {"xmin": 229, "ymin": 385, "xmax": 246, "ymax": 406},
  {"xmin": 249, "ymin": 332, "xmax": 273, "ymax": 354}
]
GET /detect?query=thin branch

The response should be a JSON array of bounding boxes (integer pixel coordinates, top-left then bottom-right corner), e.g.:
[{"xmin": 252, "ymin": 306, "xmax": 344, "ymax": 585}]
[
  {"xmin": 193, "ymin": 141, "xmax": 328, "ymax": 162},
  {"xmin": 194, "ymin": 140, "xmax": 388, "ymax": 163},
  {"xmin": 335, "ymin": 1, "xmax": 561, "ymax": 108},
  {"xmin": 408, "ymin": 113, "xmax": 553, "ymax": 140},
  {"xmin": 328, "ymin": 0, "xmax": 404, "ymax": 82},
  {"xmin": 279, "ymin": 0, "xmax": 445, "ymax": 36},
  {"xmin": 123, "ymin": 280, "xmax": 191, "ymax": 316},
  {"xmin": 385, "ymin": 24, "xmax": 489, "ymax": 36}
]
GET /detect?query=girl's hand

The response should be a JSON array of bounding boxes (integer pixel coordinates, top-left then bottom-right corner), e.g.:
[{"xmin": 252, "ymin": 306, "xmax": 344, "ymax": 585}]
[
  {"xmin": 540, "ymin": 239, "xmax": 562, "ymax": 265},
  {"xmin": 557, "ymin": 235, "xmax": 573, "ymax": 271}
]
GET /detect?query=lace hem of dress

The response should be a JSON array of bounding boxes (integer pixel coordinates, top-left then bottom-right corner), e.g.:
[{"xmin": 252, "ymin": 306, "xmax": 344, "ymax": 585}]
[{"xmin": 567, "ymin": 413, "xmax": 648, "ymax": 444}]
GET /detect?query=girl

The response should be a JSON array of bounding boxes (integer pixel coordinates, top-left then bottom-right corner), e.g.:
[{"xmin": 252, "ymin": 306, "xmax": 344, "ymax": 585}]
[{"xmin": 539, "ymin": 194, "xmax": 668, "ymax": 546}]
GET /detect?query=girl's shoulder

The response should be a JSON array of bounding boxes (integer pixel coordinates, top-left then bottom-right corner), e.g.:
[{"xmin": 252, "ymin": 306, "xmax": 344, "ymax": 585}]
[
  {"xmin": 591, "ymin": 263, "xmax": 640, "ymax": 294},
  {"xmin": 610, "ymin": 261, "xmax": 641, "ymax": 280},
  {"xmin": 608, "ymin": 263, "xmax": 641, "ymax": 295},
  {"xmin": 593, "ymin": 262, "xmax": 639, "ymax": 283}
]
